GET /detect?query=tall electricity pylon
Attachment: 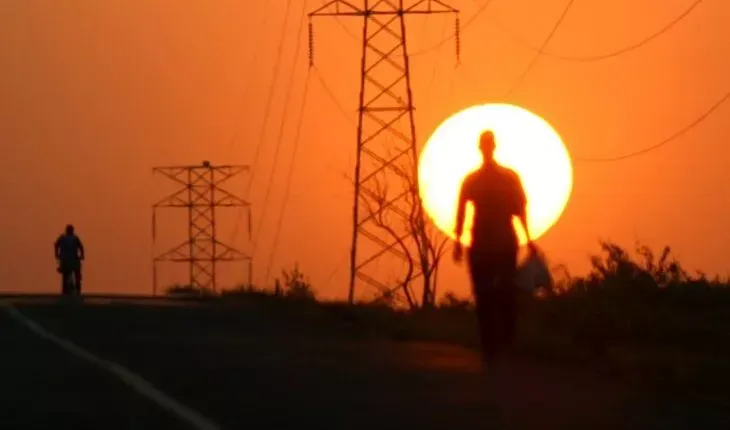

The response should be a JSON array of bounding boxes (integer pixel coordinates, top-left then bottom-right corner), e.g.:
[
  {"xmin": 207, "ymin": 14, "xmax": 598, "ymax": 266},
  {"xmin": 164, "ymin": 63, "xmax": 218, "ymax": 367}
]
[
  {"xmin": 309, "ymin": 1, "xmax": 459, "ymax": 304},
  {"xmin": 152, "ymin": 161, "xmax": 252, "ymax": 295}
]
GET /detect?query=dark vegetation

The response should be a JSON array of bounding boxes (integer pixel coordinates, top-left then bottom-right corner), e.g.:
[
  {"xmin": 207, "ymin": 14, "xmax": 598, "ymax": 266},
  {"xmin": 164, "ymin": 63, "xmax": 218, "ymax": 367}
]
[{"xmin": 165, "ymin": 241, "xmax": 730, "ymax": 393}]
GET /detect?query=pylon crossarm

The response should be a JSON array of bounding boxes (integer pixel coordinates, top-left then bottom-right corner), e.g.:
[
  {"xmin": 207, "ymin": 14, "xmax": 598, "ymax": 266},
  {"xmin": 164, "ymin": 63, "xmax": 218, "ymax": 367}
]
[
  {"xmin": 213, "ymin": 189, "xmax": 250, "ymax": 207},
  {"xmin": 309, "ymin": 0, "xmax": 363, "ymax": 17},
  {"xmin": 152, "ymin": 170, "xmax": 189, "ymax": 189},
  {"xmin": 211, "ymin": 166, "xmax": 249, "ymax": 185},
  {"xmin": 369, "ymin": 0, "xmax": 403, "ymax": 13},
  {"xmin": 405, "ymin": 0, "xmax": 458, "ymax": 14},
  {"xmin": 157, "ymin": 202, "xmax": 246, "ymax": 208},
  {"xmin": 152, "ymin": 188, "xmax": 189, "ymax": 208},
  {"xmin": 154, "ymin": 241, "xmax": 191, "ymax": 262},
  {"xmin": 153, "ymin": 164, "xmax": 246, "ymax": 171},
  {"xmin": 212, "ymin": 240, "xmax": 252, "ymax": 260}
]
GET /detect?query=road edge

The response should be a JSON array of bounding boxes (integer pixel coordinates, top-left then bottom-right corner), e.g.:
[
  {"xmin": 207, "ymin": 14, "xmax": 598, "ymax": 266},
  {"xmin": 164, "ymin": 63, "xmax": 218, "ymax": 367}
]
[{"xmin": 0, "ymin": 301, "xmax": 222, "ymax": 430}]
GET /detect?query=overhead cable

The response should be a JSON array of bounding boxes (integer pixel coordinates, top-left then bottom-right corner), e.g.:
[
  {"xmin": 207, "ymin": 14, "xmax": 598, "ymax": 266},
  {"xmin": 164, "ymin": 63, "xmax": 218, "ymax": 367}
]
[
  {"xmin": 503, "ymin": 0, "xmax": 576, "ymax": 98},
  {"xmin": 263, "ymin": 73, "xmax": 313, "ymax": 286},
  {"xmin": 252, "ymin": 3, "xmax": 309, "ymax": 254},
  {"xmin": 228, "ymin": 0, "xmax": 274, "ymax": 157},
  {"xmin": 411, "ymin": 0, "xmax": 496, "ymax": 56},
  {"xmin": 493, "ymin": 0, "xmax": 705, "ymax": 62},
  {"xmin": 575, "ymin": 91, "xmax": 729, "ymax": 162},
  {"xmin": 230, "ymin": 0, "xmax": 295, "ymax": 244},
  {"xmin": 312, "ymin": 66, "xmax": 356, "ymax": 123}
]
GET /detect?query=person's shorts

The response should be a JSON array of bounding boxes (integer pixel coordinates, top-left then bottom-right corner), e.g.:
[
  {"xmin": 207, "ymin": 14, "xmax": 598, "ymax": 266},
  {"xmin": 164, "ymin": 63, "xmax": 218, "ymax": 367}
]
[
  {"xmin": 58, "ymin": 260, "xmax": 81, "ymax": 273},
  {"xmin": 467, "ymin": 248, "xmax": 518, "ymax": 286}
]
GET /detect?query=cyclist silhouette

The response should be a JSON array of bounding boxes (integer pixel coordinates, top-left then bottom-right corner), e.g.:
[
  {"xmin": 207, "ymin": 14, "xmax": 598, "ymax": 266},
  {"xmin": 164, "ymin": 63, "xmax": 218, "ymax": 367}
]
[{"xmin": 54, "ymin": 224, "xmax": 85, "ymax": 296}]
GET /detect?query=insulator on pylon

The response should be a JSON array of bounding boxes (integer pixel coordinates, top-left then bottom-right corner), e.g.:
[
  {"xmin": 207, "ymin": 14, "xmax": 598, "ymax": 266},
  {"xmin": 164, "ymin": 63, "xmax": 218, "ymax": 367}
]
[
  {"xmin": 308, "ymin": 20, "xmax": 314, "ymax": 68},
  {"xmin": 455, "ymin": 15, "xmax": 461, "ymax": 64}
]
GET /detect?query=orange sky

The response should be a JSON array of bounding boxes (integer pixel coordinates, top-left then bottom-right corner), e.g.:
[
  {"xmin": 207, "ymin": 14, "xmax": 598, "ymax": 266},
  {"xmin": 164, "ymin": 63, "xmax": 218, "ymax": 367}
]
[{"xmin": 0, "ymin": 0, "xmax": 728, "ymax": 299}]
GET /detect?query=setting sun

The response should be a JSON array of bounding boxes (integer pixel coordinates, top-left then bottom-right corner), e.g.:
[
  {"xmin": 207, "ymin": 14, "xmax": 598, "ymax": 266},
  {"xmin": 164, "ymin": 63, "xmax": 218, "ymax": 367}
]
[{"xmin": 418, "ymin": 103, "xmax": 573, "ymax": 246}]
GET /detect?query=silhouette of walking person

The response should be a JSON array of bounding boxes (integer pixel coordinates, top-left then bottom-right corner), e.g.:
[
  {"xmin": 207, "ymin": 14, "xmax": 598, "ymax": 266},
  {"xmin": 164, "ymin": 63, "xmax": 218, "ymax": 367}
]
[
  {"xmin": 54, "ymin": 224, "xmax": 85, "ymax": 296},
  {"xmin": 453, "ymin": 130, "xmax": 535, "ymax": 363}
]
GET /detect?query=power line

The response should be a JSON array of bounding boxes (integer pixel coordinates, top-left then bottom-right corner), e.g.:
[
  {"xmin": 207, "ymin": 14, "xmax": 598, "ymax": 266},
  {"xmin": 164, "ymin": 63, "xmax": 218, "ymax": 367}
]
[
  {"xmin": 421, "ymin": 17, "xmax": 451, "ymax": 111},
  {"xmin": 312, "ymin": 66, "xmax": 355, "ymax": 123},
  {"xmin": 230, "ymin": 0, "xmax": 295, "ymax": 244},
  {"xmin": 227, "ymin": 0, "xmax": 274, "ymax": 157},
  {"xmin": 263, "ymin": 72, "xmax": 313, "ymax": 285},
  {"xmin": 410, "ymin": 0, "xmax": 495, "ymax": 56},
  {"xmin": 413, "ymin": 0, "xmax": 706, "ymax": 62},
  {"xmin": 493, "ymin": 0, "xmax": 705, "ymax": 62},
  {"xmin": 503, "ymin": 0, "xmax": 575, "ymax": 99},
  {"xmin": 252, "ymin": 2, "xmax": 309, "ymax": 253},
  {"xmin": 575, "ymin": 90, "xmax": 730, "ymax": 162},
  {"xmin": 245, "ymin": 0, "xmax": 295, "ymax": 194}
]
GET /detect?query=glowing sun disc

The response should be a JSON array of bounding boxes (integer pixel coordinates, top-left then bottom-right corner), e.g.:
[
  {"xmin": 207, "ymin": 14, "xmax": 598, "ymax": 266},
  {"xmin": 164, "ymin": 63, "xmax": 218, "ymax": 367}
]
[{"xmin": 418, "ymin": 103, "xmax": 573, "ymax": 246}]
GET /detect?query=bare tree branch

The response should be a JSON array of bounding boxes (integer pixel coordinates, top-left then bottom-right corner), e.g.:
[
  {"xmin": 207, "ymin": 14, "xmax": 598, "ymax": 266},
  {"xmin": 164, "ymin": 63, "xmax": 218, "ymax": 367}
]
[
  {"xmin": 337, "ymin": 149, "xmax": 450, "ymax": 308},
  {"xmin": 362, "ymin": 173, "xmax": 416, "ymax": 308}
]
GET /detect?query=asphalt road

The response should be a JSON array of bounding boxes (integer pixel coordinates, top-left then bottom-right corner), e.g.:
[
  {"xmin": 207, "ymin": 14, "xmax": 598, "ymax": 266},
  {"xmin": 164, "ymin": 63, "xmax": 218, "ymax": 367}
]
[
  {"xmin": 2, "ymin": 297, "xmax": 729, "ymax": 430},
  {"xmin": 0, "ymin": 308, "xmax": 185, "ymax": 429}
]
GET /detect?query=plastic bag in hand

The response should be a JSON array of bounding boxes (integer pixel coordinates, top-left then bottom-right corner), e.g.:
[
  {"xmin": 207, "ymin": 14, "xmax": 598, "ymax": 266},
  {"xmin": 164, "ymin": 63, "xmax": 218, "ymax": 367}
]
[{"xmin": 515, "ymin": 247, "xmax": 553, "ymax": 293}]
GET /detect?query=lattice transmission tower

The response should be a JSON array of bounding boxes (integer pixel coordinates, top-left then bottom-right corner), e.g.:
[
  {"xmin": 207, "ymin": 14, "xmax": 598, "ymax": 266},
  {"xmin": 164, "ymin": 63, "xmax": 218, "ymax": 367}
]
[
  {"xmin": 152, "ymin": 161, "xmax": 252, "ymax": 295},
  {"xmin": 309, "ymin": 1, "xmax": 459, "ymax": 304}
]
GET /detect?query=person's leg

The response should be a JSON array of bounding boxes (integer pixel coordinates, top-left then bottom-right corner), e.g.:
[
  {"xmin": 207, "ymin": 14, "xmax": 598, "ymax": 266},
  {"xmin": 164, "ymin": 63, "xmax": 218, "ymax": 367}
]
[
  {"xmin": 497, "ymin": 285, "xmax": 517, "ymax": 351},
  {"xmin": 479, "ymin": 287, "xmax": 503, "ymax": 361},
  {"xmin": 469, "ymin": 252, "xmax": 499, "ymax": 362},
  {"xmin": 61, "ymin": 270, "xmax": 71, "ymax": 296},
  {"xmin": 495, "ymin": 250, "xmax": 519, "ymax": 351},
  {"xmin": 74, "ymin": 265, "xmax": 82, "ymax": 295}
]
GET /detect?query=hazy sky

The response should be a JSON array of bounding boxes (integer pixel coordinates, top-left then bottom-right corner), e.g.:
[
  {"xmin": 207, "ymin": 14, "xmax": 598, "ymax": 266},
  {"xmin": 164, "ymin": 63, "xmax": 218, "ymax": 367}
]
[{"xmin": 1, "ymin": 0, "xmax": 728, "ymax": 299}]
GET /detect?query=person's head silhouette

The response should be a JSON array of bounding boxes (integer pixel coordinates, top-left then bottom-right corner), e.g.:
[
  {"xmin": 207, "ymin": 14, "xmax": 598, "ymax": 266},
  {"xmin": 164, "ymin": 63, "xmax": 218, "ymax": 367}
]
[
  {"xmin": 478, "ymin": 130, "xmax": 496, "ymax": 163},
  {"xmin": 65, "ymin": 224, "xmax": 75, "ymax": 235}
]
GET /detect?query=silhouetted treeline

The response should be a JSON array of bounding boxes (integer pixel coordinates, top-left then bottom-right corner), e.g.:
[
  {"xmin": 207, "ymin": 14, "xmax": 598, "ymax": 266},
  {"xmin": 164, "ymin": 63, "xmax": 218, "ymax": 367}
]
[{"xmin": 164, "ymin": 241, "xmax": 730, "ymax": 391}]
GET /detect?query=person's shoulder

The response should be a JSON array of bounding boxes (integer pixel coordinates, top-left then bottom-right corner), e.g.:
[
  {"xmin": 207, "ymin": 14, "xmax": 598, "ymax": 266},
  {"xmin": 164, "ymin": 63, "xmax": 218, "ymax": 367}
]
[
  {"xmin": 497, "ymin": 165, "xmax": 521, "ymax": 182},
  {"xmin": 462, "ymin": 170, "xmax": 478, "ymax": 186}
]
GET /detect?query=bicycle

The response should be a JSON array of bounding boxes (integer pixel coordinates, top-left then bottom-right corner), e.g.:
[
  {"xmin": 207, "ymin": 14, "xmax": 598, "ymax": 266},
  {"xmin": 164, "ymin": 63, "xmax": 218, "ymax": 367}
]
[{"xmin": 57, "ymin": 264, "xmax": 80, "ymax": 297}]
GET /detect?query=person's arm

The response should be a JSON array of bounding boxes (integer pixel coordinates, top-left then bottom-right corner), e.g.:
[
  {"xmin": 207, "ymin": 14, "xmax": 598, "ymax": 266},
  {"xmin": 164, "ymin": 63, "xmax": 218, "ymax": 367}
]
[
  {"xmin": 54, "ymin": 238, "xmax": 60, "ymax": 260},
  {"xmin": 452, "ymin": 177, "xmax": 470, "ymax": 262},
  {"xmin": 513, "ymin": 174, "xmax": 533, "ymax": 246},
  {"xmin": 517, "ymin": 199, "xmax": 529, "ymax": 242},
  {"xmin": 77, "ymin": 237, "xmax": 85, "ymax": 260},
  {"xmin": 454, "ymin": 178, "xmax": 469, "ymax": 243}
]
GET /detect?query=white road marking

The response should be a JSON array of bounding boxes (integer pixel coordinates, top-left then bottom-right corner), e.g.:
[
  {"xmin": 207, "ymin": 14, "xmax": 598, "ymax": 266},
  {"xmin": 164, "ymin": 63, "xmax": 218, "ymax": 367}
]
[{"xmin": 1, "ymin": 302, "xmax": 222, "ymax": 430}]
